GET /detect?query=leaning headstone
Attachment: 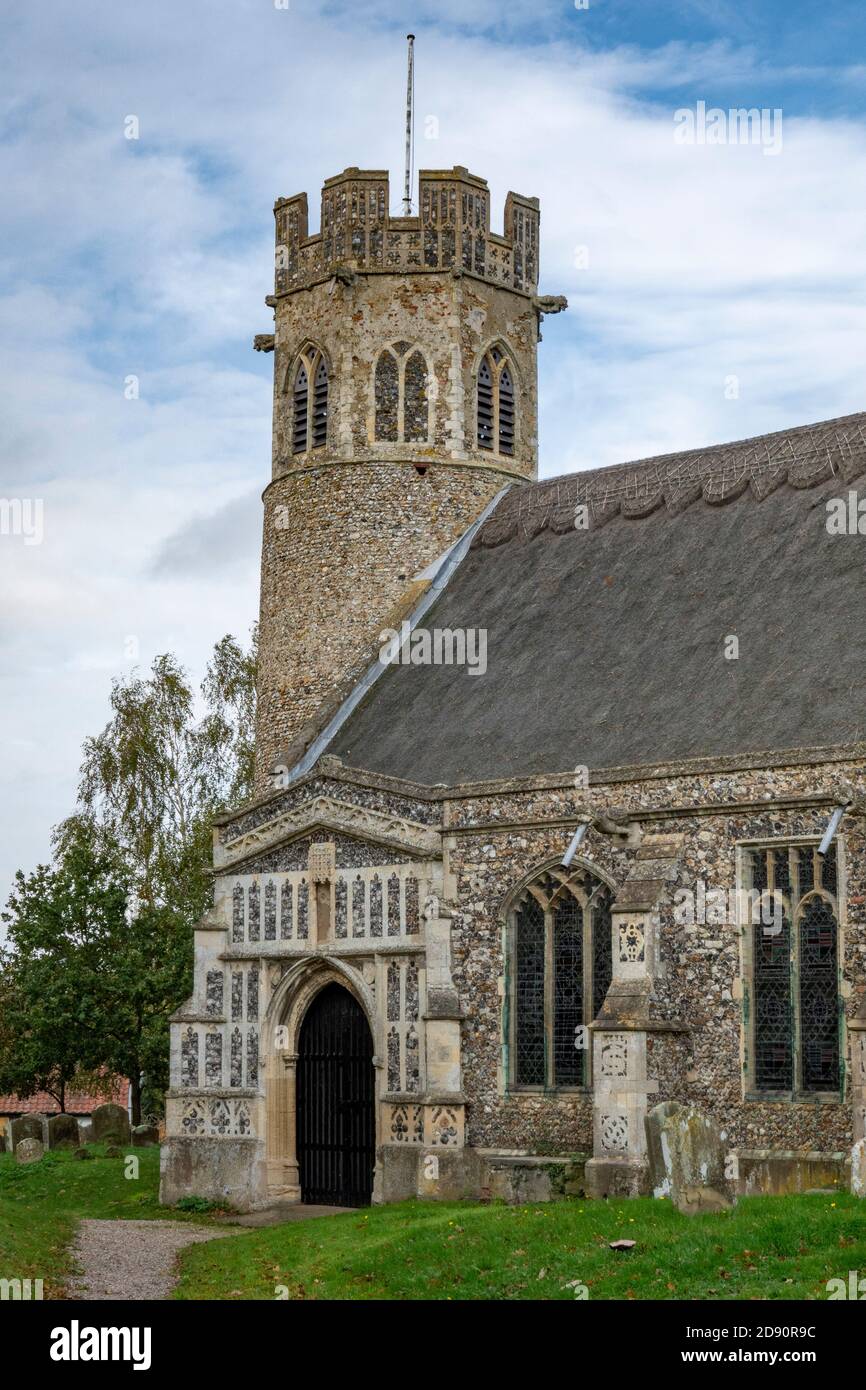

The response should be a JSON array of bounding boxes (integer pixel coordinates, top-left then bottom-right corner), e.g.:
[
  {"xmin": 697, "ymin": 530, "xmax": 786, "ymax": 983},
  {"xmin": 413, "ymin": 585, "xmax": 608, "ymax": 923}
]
[
  {"xmin": 91, "ymin": 1103, "xmax": 130, "ymax": 1145},
  {"xmin": 645, "ymin": 1100, "xmax": 735, "ymax": 1214},
  {"xmin": 132, "ymin": 1124, "xmax": 159, "ymax": 1147},
  {"xmin": 16, "ymin": 1137, "xmax": 44, "ymax": 1165},
  {"xmin": 852, "ymin": 1138, "xmax": 866, "ymax": 1197},
  {"xmin": 47, "ymin": 1114, "xmax": 81, "ymax": 1151},
  {"xmin": 9, "ymin": 1116, "xmax": 44, "ymax": 1152}
]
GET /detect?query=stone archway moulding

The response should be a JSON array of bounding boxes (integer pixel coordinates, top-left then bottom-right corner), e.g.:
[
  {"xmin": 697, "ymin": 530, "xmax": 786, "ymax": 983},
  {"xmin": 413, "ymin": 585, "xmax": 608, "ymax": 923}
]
[{"xmin": 263, "ymin": 956, "xmax": 379, "ymax": 1201}]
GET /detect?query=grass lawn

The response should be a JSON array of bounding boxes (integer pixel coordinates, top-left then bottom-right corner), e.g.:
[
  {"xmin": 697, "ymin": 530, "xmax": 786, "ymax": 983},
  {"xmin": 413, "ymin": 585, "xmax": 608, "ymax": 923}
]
[
  {"xmin": 2, "ymin": 1144, "xmax": 864, "ymax": 1300},
  {"xmin": 0, "ymin": 1144, "xmax": 223, "ymax": 1298},
  {"xmin": 176, "ymin": 1191, "xmax": 866, "ymax": 1301}
]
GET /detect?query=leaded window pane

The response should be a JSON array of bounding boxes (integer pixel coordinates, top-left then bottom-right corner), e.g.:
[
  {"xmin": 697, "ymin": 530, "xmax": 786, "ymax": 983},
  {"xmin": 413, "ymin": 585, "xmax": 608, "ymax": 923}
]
[
  {"xmin": 772, "ymin": 848, "xmax": 791, "ymax": 896},
  {"xmin": 515, "ymin": 898, "xmax": 545, "ymax": 1085},
  {"xmin": 749, "ymin": 841, "xmax": 840, "ymax": 1095},
  {"xmin": 750, "ymin": 848, "xmax": 768, "ymax": 893},
  {"xmin": 820, "ymin": 842, "xmax": 838, "ymax": 896},
  {"xmin": 512, "ymin": 868, "xmax": 613, "ymax": 1089},
  {"xmin": 553, "ymin": 897, "xmax": 583, "ymax": 1085},
  {"xmin": 797, "ymin": 846, "xmax": 815, "ymax": 896},
  {"xmin": 799, "ymin": 896, "xmax": 839, "ymax": 1091},
  {"xmin": 754, "ymin": 902, "xmax": 792, "ymax": 1091}
]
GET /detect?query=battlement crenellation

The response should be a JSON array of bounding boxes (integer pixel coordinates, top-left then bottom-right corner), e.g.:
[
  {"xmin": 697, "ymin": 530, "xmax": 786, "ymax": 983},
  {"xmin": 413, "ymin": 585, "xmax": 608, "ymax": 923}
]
[{"xmin": 273, "ymin": 166, "xmax": 539, "ymax": 297}]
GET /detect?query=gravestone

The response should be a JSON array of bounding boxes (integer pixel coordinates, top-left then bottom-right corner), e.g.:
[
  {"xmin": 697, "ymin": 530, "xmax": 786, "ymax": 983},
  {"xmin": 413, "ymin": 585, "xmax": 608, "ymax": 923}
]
[
  {"xmin": 132, "ymin": 1124, "xmax": 159, "ymax": 1147},
  {"xmin": 47, "ymin": 1114, "xmax": 80, "ymax": 1151},
  {"xmin": 16, "ymin": 1137, "xmax": 44, "ymax": 1165},
  {"xmin": 645, "ymin": 1100, "xmax": 735, "ymax": 1214},
  {"xmin": 91, "ymin": 1103, "xmax": 130, "ymax": 1145},
  {"xmin": 10, "ymin": 1116, "xmax": 44, "ymax": 1152},
  {"xmin": 852, "ymin": 1138, "xmax": 866, "ymax": 1197}
]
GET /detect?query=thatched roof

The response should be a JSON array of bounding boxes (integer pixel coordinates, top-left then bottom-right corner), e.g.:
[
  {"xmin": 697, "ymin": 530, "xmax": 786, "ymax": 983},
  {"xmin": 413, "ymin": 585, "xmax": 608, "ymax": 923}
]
[{"xmin": 327, "ymin": 411, "xmax": 866, "ymax": 783}]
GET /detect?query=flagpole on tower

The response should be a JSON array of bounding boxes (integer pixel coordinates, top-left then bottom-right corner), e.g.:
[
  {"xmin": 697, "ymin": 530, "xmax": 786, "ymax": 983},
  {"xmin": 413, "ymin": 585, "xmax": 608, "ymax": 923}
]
[{"xmin": 403, "ymin": 33, "xmax": 415, "ymax": 215}]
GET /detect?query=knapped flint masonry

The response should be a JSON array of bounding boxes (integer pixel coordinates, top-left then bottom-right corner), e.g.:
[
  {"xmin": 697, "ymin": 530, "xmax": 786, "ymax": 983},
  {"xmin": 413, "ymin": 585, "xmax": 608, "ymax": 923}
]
[{"xmin": 160, "ymin": 156, "xmax": 866, "ymax": 1209}]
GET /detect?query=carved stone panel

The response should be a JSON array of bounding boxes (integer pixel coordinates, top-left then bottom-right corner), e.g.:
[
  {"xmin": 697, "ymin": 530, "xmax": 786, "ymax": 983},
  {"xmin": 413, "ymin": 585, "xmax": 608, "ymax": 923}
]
[{"xmin": 619, "ymin": 921, "xmax": 645, "ymax": 964}]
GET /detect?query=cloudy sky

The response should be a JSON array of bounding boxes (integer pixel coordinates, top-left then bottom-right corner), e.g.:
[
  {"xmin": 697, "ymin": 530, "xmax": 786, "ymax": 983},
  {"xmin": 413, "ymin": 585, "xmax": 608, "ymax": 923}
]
[{"xmin": 1, "ymin": 0, "xmax": 865, "ymax": 907}]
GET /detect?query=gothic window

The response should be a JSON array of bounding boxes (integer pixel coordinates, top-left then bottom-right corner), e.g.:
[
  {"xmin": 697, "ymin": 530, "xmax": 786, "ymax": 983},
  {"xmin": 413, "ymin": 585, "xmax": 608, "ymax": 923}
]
[
  {"xmin": 746, "ymin": 842, "xmax": 840, "ymax": 1095},
  {"xmin": 374, "ymin": 343, "xmax": 430, "ymax": 443},
  {"xmin": 290, "ymin": 345, "xmax": 328, "ymax": 454},
  {"xmin": 509, "ymin": 865, "xmax": 614, "ymax": 1089},
  {"xmin": 477, "ymin": 345, "xmax": 516, "ymax": 456}
]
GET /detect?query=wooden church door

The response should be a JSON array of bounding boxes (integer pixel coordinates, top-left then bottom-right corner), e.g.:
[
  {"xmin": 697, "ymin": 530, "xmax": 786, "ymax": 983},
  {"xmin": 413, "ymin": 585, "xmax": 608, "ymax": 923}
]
[{"xmin": 296, "ymin": 983, "xmax": 375, "ymax": 1207}]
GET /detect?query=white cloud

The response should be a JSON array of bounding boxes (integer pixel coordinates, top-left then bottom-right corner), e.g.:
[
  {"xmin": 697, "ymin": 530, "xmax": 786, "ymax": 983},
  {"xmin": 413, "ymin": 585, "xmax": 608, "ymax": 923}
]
[{"xmin": 0, "ymin": 2, "xmax": 864, "ymax": 909}]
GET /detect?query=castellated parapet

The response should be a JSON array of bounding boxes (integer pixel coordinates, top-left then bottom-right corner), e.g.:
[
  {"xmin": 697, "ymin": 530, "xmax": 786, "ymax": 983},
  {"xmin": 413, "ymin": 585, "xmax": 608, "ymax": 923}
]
[
  {"xmin": 274, "ymin": 166, "xmax": 539, "ymax": 297},
  {"xmin": 254, "ymin": 166, "xmax": 557, "ymax": 794}
]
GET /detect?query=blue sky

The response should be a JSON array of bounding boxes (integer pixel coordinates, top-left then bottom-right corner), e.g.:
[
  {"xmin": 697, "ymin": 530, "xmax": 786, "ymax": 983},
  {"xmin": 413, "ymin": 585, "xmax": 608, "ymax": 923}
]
[{"xmin": 1, "ymin": 0, "xmax": 865, "ymax": 908}]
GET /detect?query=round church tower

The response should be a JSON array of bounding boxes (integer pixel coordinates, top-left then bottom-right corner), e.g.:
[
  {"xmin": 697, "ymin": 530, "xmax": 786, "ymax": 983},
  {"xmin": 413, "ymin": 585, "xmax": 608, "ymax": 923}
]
[{"xmin": 254, "ymin": 164, "xmax": 555, "ymax": 792}]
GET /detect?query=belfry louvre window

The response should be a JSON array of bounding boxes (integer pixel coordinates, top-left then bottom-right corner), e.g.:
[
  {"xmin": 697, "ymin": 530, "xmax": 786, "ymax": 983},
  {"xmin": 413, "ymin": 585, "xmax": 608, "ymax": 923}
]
[
  {"xmin": 477, "ymin": 346, "xmax": 516, "ymax": 456},
  {"xmin": 374, "ymin": 343, "xmax": 430, "ymax": 444},
  {"xmin": 509, "ymin": 866, "xmax": 614, "ymax": 1088},
  {"xmin": 291, "ymin": 346, "xmax": 328, "ymax": 454},
  {"xmin": 746, "ymin": 842, "xmax": 841, "ymax": 1095}
]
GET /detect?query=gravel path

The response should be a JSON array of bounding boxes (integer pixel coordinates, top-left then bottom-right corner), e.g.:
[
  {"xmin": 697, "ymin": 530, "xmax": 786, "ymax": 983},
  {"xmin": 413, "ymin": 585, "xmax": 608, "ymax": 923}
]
[{"xmin": 67, "ymin": 1220, "xmax": 233, "ymax": 1301}]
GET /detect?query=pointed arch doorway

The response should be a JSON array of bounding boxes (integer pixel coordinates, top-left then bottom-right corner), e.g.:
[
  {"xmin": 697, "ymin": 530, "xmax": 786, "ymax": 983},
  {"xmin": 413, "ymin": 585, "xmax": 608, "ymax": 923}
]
[{"xmin": 296, "ymin": 982, "xmax": 375, "ymax": 1207}]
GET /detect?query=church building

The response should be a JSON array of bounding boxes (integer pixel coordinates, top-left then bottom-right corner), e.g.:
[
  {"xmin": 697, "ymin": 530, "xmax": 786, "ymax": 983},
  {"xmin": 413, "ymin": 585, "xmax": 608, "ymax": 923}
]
[{"xmin": 160, "ymin": 160, "xmax": 866, "ymax": 1211}]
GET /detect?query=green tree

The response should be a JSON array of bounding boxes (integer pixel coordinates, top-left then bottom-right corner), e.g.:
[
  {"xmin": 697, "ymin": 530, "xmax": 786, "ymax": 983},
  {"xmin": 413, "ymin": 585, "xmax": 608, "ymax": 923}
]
[
  {"xmin": 0, "ymin": 835, "xmax": 129, "ymax": 1111},
  {"xmin": 1, "ymin": 630, "xmax": 257, "ymax": 1123},
  {"xmin": 75, "ymin": 629, "xmax": 256, "ymax": 903}
]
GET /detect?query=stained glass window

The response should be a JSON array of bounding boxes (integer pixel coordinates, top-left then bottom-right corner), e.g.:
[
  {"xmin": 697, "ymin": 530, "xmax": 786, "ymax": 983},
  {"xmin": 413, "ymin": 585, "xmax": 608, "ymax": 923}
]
[
  {"xmin": 799, "ymin": 896, "xmax": 839, "ymax": 1091},
  {"xmin": 511, "ymin": 866, "xmax": 614, "ymax": 1090},
  {"xmin": 748, "ymin": 842, "xmax": 840, "ymax": 1094},
  {"xmin": 514, "ymin": 896, "xmax": 545, "ymax": 1086},
  {"xmin": 553, "ymin": 897, "xmax": 583, "ymax": 1085},
  {"xmin": 753, "ymin": 903, "xmax": 792, "ymax": 1091}
]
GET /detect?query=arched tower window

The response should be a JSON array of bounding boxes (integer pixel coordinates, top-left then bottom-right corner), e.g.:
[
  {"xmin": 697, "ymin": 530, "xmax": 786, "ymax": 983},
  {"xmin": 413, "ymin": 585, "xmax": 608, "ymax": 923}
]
[
  {"xmin": 508, "ymin": 864, "xmax": 614, "ymax": 1089},
  {"xmin": 477, "ymin": 346, "xmax": 516, "ymax": 456},
  {"xmin": 374, "ymin": 343, "xmax": 431, "ymax": 444},
  {"xmin": 290, "ymin": 345, "xmax": 328, "ymax": 454}
]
